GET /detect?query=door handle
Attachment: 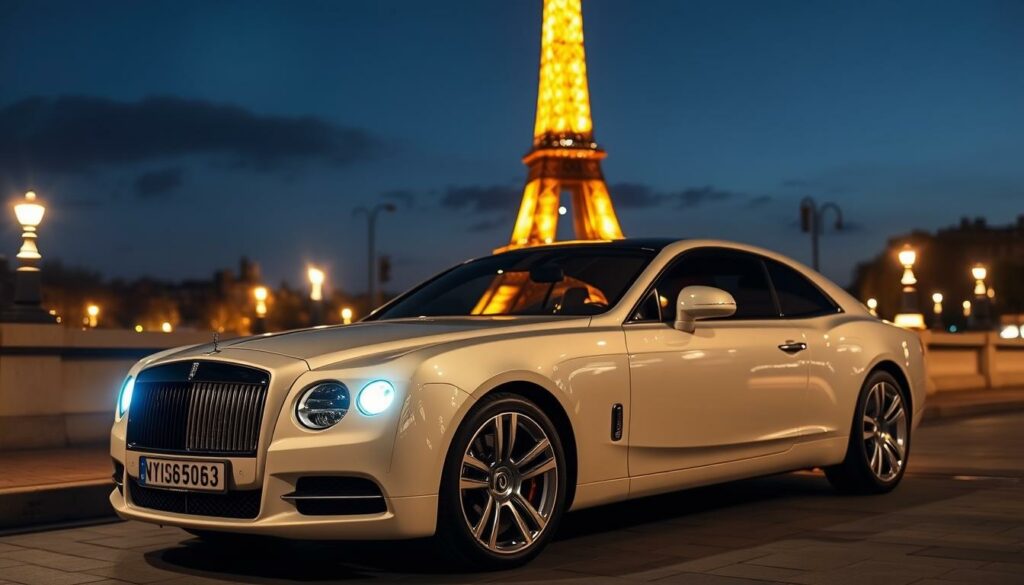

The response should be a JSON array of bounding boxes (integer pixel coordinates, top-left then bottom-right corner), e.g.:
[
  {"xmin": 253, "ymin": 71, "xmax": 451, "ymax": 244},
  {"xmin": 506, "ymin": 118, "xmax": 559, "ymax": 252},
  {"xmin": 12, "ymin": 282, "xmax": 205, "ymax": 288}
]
[{"xmin": 778, "ymin": 341, "xmax": 807, "ymax": 354}]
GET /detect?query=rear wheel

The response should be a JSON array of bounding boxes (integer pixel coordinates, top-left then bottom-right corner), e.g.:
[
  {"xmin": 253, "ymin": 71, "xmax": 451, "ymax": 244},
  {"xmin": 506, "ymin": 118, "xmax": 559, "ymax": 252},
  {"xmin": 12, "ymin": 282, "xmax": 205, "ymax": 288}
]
[
  {"xmin": 436, "ymin": 393, "xmax": 567, "ymax": 569},
  {"xmin": 825, "ymin": 371, "xmax": 910, "ymax": 493}
]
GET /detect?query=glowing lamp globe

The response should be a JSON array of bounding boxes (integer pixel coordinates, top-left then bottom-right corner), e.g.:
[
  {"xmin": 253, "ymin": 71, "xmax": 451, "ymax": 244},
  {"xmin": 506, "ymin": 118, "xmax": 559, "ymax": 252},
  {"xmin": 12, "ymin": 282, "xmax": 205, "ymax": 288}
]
[
  {"xmin": 898, "ymin": 247, "xmax": 916, "ymax": 268},
  {"xmin": 14, "ymin": 192, "xmax": 45, "ymax": 229}
]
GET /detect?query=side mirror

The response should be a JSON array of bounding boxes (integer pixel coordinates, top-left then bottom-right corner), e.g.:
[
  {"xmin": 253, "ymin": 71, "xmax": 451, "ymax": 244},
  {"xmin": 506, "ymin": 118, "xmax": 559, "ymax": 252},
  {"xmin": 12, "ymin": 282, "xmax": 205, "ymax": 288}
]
[{"xmin": 674, "ymin": 286, "xmax": 736, "ymax": 333}]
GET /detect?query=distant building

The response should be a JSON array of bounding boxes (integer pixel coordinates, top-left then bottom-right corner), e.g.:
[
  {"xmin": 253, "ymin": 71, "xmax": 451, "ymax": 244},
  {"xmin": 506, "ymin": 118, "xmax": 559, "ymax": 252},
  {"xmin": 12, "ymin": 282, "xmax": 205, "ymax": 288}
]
[{"xmin": 852, "ymin": 216, "xmax": 1024, "ymax": 328}]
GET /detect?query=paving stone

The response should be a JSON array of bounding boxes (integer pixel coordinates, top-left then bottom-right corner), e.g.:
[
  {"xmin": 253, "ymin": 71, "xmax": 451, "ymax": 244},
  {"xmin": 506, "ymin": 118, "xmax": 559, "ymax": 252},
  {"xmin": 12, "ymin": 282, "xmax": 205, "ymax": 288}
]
[
  {"xmin": 0, "ymin": 548, "xmax": 113, "ymax": 571},
  {"xmin": 84, "ymin": 560, "xmax": 186, "ymax": 584},
  {"xmin": 935, "ymin": 568, "xmax": 1024, "ymax": 584},
  {"xmin": 0, "ymin": 564, "xmax": 109, "ymax": 585},
  {"xmin": 708, "ymin": 562, "xmax": 806, "ymax": 581},
  {"xmin": 743, "ymin": 550, "xmax": 868, "ymax": 571}
]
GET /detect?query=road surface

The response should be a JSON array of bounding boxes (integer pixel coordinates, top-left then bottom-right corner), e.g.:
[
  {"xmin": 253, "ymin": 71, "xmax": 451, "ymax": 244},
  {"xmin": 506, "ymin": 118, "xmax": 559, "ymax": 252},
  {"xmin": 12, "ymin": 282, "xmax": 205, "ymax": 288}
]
[{"xmin": 1, "ymin": 412, "xmax": 1022, "ymax": 585}]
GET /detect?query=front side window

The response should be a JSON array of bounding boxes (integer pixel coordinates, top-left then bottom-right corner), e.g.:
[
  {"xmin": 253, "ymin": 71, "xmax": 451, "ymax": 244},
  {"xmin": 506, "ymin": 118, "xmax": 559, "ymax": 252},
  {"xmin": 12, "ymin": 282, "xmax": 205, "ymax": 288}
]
[
  {"xmin": 765, "ymin": 258, "xmax": 840, "ymax": 317},
  {"xmin": 372, "ymin": 248, "xmax": 653, "ymax": 320},
  {"xmin": 639, "ymin": 248, "xmax": 779, "ymax": 322}
]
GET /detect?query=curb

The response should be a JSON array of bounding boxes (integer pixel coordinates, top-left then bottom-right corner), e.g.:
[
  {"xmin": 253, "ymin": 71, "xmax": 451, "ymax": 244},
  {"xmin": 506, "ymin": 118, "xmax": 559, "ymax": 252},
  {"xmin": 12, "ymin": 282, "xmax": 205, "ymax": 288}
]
[
  {"xmin": 0, "ymin": 480, "xmax": 117, "ymax": 532},
  {"xmin": 922, "ymin": 396, "xmax": 1024, "ymax": 424}
]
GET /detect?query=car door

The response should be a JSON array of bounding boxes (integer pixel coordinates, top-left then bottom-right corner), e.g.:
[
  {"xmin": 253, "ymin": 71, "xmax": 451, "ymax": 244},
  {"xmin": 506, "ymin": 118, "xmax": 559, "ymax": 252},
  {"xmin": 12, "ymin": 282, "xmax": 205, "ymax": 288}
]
[
  {"xmin": 762, "ymin": 257, "xmax": 845, "ymax": 440},
  {"xmin": 624, "ymin": 248, "xmax": 809, "ymax": 477}
]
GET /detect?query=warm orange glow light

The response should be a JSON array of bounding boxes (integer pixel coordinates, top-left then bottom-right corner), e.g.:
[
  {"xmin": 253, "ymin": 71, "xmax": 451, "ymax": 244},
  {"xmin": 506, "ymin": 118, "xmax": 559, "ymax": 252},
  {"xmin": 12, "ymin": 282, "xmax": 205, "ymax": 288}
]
[
  {"xmin": 307, "ymin": 266, "xmax": 325, "ymax": 301},
  {"xmin": 501, "ymin": 0, "xmax": 624, "ymax": 252}
]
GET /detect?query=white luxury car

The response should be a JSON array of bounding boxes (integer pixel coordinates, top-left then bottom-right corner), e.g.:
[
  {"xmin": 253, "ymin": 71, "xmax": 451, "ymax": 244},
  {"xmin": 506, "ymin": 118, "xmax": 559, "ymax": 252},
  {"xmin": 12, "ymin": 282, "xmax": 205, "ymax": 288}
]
[{"xmin": 110, "ymin": 239, "xmax": 925, "ymax": 567}]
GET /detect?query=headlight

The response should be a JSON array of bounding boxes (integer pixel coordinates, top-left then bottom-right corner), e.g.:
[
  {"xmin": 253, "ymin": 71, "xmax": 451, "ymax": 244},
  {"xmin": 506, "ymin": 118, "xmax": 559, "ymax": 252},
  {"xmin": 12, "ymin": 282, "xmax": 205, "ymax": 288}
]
[
  {"xmin": 117, "ymin": 376, "xmax": 135, "ymax": 419},
  {"xmin": 357, "ymin": 380, "xmax": 395, "ymax": 416},
  {"xmin": 296, "ymin": 382, "xmax": 350, "ymax": 430}
]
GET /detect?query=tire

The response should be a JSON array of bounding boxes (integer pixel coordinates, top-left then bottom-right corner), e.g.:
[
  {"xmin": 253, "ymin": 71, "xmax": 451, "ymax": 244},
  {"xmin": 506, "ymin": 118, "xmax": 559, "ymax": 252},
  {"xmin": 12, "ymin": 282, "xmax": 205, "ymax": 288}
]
[
  {"xmin": 825, "ymin": 370, "xmax": 911, "ymax": 494},
  {"xmin": 435, "ymin": 392, "xmax": 568, "ymax": 569}
]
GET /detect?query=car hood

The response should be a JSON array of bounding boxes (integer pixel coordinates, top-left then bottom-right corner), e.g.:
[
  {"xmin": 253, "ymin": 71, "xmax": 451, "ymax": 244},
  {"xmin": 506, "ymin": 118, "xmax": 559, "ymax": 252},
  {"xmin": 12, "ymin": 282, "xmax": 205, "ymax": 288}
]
[{"xmin": 189, "ymin": 316, "xmax": 591, "ymax": 370}]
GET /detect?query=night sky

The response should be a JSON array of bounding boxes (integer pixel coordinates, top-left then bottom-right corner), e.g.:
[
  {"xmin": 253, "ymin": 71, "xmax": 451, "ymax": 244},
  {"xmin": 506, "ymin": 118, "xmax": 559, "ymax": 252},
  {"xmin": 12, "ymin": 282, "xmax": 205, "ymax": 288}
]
[{"xmin": 1, "ymin": 0, "xmax": 1022, "ymax": 293}]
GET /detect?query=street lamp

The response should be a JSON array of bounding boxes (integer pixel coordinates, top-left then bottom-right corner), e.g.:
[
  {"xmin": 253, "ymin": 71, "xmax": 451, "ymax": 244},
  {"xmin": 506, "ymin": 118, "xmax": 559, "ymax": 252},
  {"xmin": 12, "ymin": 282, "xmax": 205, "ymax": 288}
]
[
  {"xmin": 799, "ymin": 197, "xmax": 843, "ymax": 271},
  {"xmin": 253, "ymin": 286, "xmax": 268, "ymax": 334},
  {"xmin": 866, "ymin": 298, "xmax": 878, "ymax": 317},
  {"xmin": 893, "ymin": 244, "xmax": 924, "ymax": 329},
  {"xmin": 931, "ymin": 292, "xmax": 944, "ymax": 330},
  {"xmin": 307, "ymin": 265, "xmax": 326, "ymax": 325},
  {"xmin": 85, "ymin": 304, "xmax": 100, "ymax": 328},
  {"xmin": 353, "ymin": 203, "xmax": 396, "ymax": 310},
  {"xmin": 2, "ymin": 191, "xmax": 57, "ymax": 323},
  {"xmin": 340, "ymin": 306, "xmax": 353, "ymax": 325},
  {"xmin": 970, "ymin": 263, "xmax": 991, "ymax": 330}
]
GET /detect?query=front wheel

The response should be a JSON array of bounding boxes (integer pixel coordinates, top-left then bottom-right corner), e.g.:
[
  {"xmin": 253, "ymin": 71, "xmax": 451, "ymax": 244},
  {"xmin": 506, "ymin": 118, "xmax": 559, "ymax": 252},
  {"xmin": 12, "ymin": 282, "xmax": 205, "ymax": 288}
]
[
  {"xmin": 825, "ymin": 371, "xmax": 911, "ymax": 494},
  {"xmin": 436, "ymin": 393, "xmax": 567, "ymax": 569}
]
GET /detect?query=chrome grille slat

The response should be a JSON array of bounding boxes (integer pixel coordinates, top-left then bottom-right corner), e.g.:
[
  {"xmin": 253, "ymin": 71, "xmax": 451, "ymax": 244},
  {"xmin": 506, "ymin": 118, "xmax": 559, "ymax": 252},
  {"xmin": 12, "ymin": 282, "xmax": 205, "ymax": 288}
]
[{"xmin": 126, "ymin": 362, "xmax": 269, "ymax": 457}]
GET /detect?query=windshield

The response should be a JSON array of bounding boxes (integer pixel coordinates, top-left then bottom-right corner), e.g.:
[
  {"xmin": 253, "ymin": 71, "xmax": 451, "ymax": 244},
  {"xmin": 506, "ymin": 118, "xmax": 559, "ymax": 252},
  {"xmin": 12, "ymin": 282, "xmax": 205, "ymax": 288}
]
[{"xmin": 372, "ymin": 247, "xmax": 654, "ymax": 319}]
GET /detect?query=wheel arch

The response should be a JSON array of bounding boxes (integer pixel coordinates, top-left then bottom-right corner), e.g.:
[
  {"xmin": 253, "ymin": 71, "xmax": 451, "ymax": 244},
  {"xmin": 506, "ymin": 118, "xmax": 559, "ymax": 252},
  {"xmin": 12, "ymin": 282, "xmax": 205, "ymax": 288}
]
[
  {"xmin": 868, "ymin": 359, "xmax": 914, "ymax": 423},
  {"xmin": 448, "ymin": 380, "xmax": 579, "ymax": 510}
]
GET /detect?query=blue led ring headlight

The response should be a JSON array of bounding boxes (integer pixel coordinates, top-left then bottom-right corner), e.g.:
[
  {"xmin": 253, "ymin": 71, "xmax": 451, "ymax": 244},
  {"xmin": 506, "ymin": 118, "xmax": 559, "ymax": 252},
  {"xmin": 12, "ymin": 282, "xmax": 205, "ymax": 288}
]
[{"xmin": 357, "ymin": 380, "xmax": 395, "ymax": 416}]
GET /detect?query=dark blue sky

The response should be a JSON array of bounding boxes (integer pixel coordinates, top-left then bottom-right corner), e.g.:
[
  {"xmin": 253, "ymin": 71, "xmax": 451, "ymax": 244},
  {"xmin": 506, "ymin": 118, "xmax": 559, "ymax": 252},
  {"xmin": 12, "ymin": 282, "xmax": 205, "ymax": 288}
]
[{"xmin": 1, "ymin": 0, "xmax": 1022, "ymax": 291}]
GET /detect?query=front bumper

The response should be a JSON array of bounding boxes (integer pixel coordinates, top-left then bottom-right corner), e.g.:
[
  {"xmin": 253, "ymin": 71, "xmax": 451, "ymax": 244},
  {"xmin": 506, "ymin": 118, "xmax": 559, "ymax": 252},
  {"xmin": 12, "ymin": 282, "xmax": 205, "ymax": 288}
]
[
  {"xmin": 109, "ymin": 481, "xmax": 438, "ymax": 540},
  {"xmin": 110, "ymin": 379, "xmax": 472, "ymax": 540}
]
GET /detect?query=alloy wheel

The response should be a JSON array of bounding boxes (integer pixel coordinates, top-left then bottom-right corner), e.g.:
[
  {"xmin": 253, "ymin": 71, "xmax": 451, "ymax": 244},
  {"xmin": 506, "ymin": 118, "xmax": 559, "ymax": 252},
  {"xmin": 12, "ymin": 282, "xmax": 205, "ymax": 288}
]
[
  {"xmin": 458, "ymin": 412, "xmax": 558, "ymax": 555},
  {"xmin": 861, "ymin": 381, "xmax": 908, "ymax": 482}
]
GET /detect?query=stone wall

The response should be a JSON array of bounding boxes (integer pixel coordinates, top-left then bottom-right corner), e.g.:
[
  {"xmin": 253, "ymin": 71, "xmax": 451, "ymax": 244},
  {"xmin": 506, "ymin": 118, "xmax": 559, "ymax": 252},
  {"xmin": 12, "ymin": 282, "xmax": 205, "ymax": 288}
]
[{"xmin": 0, "ymin": 324, "xmax": 211, "ymax": 450}]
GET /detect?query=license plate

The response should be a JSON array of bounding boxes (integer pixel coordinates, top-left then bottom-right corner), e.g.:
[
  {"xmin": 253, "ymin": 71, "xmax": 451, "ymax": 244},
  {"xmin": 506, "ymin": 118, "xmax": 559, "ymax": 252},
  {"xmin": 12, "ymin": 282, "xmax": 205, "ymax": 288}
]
[{"xmin": 139, "ymin": 457, "xmax": 226, "ymax": 493}]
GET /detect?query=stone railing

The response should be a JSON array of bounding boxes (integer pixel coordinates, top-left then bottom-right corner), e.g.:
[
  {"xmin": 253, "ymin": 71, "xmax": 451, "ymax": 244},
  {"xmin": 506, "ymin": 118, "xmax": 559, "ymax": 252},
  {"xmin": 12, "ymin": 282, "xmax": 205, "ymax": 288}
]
[
  {"xmin": 919, "ymin": 330, "xmax": 1024, "ymax": 394},
  {"xmin": 2, "ymin": 323, "xmax": 1022, "ymax": 450},
  {"xmin": 0, "ymin": 323, "xmax": 213, "ymax": 450}
]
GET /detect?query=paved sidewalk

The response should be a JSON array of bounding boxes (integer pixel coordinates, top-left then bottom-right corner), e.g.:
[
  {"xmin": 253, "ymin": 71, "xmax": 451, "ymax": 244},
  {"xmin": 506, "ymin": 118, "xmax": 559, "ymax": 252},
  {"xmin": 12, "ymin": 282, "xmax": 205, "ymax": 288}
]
[{"xmin": 0, "ymin": 447, "xmax": 110, "ymax": 492}]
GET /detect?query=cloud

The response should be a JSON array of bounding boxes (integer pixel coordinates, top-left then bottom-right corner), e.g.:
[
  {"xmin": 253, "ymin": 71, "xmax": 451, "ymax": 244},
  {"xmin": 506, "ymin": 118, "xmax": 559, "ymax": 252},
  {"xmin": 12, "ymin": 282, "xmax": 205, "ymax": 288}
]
[
  {"xmin": 672, "ymin": 186, "xmax": 736, "ymax": 208},
  {"xmin": 608, "ymin": 183, "xmax": 664, "ymax": 208},
  {"xmin": 467, "ymin": 217, "xmax": 509, "ymax": 233},
  {"xmin": 381, "ymin": 189, "xmax": 416, "ymax": 208},
  {"xmin": 440, "ymin": 185, "xmax": 520, "ymax": 214},
  {"xmin": 608, "ymin": 183, "xmax": 739, "ymax": 209},
  {"xmin": 0, "ymin": 95, "xmax": 381, "ymax": 175},
  {"xmin": 134, "ymin": 167, "xmax": 184, "ymax": 198}
]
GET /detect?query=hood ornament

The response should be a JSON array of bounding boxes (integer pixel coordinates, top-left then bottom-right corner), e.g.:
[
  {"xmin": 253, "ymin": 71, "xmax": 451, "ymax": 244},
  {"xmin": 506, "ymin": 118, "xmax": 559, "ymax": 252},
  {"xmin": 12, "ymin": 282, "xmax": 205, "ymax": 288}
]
[{"xmin": 212, "ymin": 331, "xmax": 220, "ymax": 353}]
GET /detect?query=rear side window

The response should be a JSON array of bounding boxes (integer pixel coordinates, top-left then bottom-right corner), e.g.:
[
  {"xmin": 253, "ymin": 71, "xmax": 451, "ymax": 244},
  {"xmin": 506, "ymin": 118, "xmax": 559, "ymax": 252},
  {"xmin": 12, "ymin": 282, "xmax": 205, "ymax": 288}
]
[
  {"xmin": 651, "ymin": 248, "xmax": 779, "ymax": 321},
  {"xmin": 765, "ymin": 259, "xmax": 840, "ymax": 318}
]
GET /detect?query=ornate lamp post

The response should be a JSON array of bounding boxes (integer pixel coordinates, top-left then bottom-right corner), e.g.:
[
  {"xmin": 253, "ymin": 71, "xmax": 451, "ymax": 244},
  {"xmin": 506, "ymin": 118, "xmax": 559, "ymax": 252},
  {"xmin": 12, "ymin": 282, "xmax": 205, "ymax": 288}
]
[
  {"xmin": 799, "ymin": 197, "xmax": 843, "ymax": 271},
  {"xmin": 2, "ymin": 192, "xmax": 57, "ymax": 323},
  {"xmin": 353, "ymin": 203, "xmax": 396, "ymax": 310},
  {"xmin": 85, "ymin": 304, "xmax": 100, "ymax": 328},
  {"xmin": 253, "ymin": 286, "xmax": 269, "ymax": 334},
  {"xmin": 307, "ymin": 265, "xmax": 325, "ymax": 326},
  {"xmin": 970, "ymin": 263, "xmax": 991, "ymax": 330},
  {"xmin": 931, "ymin": 292, "xmax": 944, "ymax": 331},
  {"xmin": 866, "ymin": 298, "xmax": 878, "ymax": 317},
  {"xmin": 893, "ymin": 244, "xmax": 925, "ymax": 329}
]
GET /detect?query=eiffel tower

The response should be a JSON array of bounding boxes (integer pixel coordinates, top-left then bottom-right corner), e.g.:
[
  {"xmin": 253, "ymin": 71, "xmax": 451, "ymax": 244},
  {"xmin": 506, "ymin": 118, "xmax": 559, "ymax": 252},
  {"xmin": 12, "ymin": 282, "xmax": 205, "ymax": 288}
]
[{"xmin": 499, "ymin": 0, "xmax": 624, "ymax": 252}]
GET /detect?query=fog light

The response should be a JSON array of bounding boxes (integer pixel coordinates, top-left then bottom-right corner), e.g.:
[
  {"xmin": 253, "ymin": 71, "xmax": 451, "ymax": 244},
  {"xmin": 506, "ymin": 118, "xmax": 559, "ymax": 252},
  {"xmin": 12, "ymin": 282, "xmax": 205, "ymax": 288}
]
[
  {"xmin": 296, "ymin": 382, "xmax": 350, "ymax": 430},
  {"xmin": 357, "ymin": 380, "xmax": 395, "ymax": 416}
]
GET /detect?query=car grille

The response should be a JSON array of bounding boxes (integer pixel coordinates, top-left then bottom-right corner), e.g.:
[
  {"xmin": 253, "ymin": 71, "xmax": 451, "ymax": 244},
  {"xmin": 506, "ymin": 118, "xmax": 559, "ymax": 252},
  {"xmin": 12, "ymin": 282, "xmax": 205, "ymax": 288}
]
[
  {"xmin": 126, "ymin": 361, "xmax": 270, "ymax": 457},
  {"xmin": 128, "ymin": 478, "xmax": 261, "ymax": 519}
]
